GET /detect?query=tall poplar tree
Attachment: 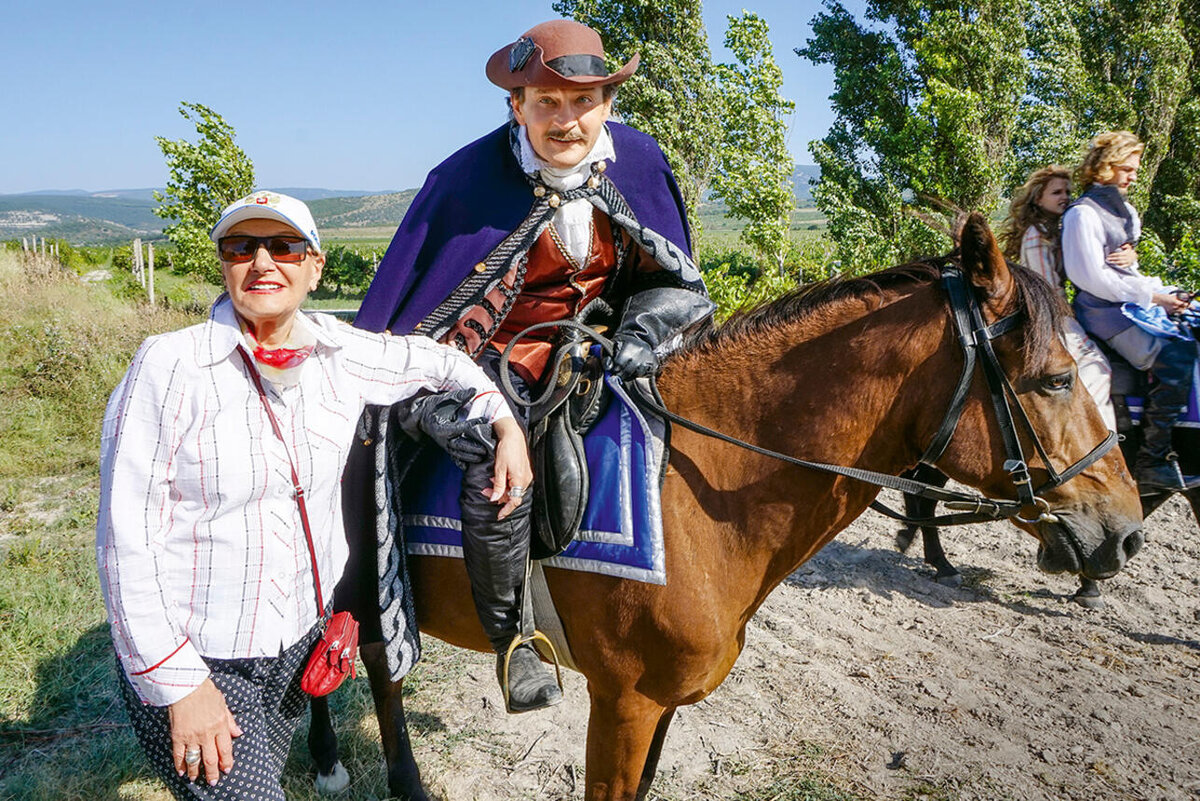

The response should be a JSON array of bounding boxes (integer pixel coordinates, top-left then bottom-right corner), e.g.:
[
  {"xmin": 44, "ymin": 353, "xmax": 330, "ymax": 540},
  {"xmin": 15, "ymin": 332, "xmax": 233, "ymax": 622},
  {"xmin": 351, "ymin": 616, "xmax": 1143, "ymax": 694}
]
[
  {"xmin": 711, "ymin": 12, "xmax": 796, "ymax": 271},
  {"xmin": 154, "ymin": 102, "xmax": 255, "ymax": 283},
  {"xmin": 798, "ymin": 0, "xmax": 1029, "ymax": 273},
  {"xmin": 551, "ymin": 0, "xmax": 724, "ymax": 221}
]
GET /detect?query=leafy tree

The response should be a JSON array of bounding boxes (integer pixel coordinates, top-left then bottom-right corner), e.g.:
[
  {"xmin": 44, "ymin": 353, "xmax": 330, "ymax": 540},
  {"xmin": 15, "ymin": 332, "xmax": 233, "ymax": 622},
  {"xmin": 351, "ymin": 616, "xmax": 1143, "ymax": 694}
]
[
  {"xmin": 154, "ymin": 102, "xmax": 255, "ymax": 283},
  {"xmin": 1012, "ymin": 0, "xmax": 1191, "ymax": 210},
  {"xmin": 552, "ymin": 0, "xmax": 724, "ymax": 219},
  {"xmin": 798, "ymin": 0, "xmax": 1029, "ymax": 273},
  {"xmin": 1143, "ymin": 0, "xmax": 1200, "ymax": 249},
  {"xmin": 711, "ymin": 13, "xmax": 796, "ymax": 272}
]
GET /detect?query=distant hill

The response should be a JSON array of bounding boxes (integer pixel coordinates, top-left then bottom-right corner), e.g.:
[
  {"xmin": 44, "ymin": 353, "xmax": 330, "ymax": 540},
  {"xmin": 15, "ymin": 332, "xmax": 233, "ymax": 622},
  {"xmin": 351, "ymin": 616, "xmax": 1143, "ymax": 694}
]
[
  {"xmin": 1, "ymin": 167, "xmax": 819, "ymax": 244},
  {"xmin": 0, "ymin": 194, "xmax": 163, "ymax": 242},
  {"xmin": 308, "ymin": 190, "xmax": 419, "ymax": 228},
  {"xmin": 792, "ymin": 164, "xmax": 820, "ymax": 201},
  {"xmin": 0, "ymin": 188, "xmax": 409, "ymax": 244}
]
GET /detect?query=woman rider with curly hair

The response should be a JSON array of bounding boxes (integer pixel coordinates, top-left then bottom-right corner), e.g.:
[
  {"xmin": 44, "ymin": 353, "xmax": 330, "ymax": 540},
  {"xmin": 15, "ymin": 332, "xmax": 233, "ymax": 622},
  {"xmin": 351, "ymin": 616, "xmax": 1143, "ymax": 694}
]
[{"xmin": 999, "ymin": 165, "xmax": 1117, "ymax": 430}]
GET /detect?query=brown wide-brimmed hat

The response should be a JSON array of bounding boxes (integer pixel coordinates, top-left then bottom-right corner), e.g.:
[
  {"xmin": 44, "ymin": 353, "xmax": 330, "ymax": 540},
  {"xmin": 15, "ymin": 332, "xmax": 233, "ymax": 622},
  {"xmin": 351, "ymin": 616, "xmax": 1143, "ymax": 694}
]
[{"xmin": 486, "ymin": 19, "xmax": 639, "ymax": 91}]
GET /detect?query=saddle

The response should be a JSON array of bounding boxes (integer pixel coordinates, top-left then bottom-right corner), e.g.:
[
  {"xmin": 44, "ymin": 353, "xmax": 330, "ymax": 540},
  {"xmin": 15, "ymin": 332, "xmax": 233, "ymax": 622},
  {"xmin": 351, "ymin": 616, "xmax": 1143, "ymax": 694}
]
[{"xmin": 526, "ymin": 335, "xmax": 610, "ymax": 559}]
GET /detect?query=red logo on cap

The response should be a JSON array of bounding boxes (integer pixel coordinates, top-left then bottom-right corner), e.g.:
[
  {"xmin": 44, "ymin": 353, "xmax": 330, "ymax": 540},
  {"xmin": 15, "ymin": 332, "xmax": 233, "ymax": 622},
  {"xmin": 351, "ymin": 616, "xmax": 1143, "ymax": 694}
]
[{"xmin": 255, "ymin": 196, "xmax": 269, "ymax": 204}]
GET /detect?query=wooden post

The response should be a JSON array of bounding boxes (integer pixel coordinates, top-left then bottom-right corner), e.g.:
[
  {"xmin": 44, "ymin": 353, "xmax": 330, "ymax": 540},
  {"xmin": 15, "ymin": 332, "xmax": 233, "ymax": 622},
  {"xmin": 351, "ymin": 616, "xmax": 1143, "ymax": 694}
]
[
  {"xmin": 21, "ymin": 237, "xmax": 28, "ymax": 252},
  {"xmin": 133, "ymin": 238, "xmax": 143, "ymax": 285},
  {"xmin": 147, "ymin": 243, "xmax": 155, "ymax": 305}
]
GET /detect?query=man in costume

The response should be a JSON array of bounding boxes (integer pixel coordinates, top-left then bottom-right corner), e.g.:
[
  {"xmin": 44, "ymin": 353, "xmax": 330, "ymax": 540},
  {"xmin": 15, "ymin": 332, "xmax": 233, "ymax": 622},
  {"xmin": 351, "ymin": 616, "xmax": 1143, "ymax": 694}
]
[
  {"xmin": 1063, "ymin": 130, "xmax": 1200, "ymax": 492},
  {"xmin": 350, "ymin": 19, "xmax": 714, "ymax": 712}
]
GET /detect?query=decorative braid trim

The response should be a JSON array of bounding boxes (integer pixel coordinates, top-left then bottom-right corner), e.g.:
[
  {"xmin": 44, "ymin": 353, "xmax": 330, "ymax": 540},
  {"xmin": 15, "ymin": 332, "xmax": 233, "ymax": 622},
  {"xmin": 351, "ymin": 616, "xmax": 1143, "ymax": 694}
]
[{"xmin": 418, "ymin": 168, "xmax": 706, "ymax": 355}]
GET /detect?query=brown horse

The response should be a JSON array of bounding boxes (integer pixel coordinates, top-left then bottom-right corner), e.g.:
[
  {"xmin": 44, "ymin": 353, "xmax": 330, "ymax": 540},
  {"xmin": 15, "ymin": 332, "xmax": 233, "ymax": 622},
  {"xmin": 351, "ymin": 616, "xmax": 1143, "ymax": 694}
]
[{"xmin": 312, "ymin": 214, "xmax": 1144, "ymax": 800}]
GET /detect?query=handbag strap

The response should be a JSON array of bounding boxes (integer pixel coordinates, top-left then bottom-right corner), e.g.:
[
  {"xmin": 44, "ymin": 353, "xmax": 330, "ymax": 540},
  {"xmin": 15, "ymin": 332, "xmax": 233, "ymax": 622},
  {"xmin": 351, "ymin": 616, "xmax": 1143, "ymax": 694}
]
[{"xmin": 236, "ymin": 347, "xmax": 324, "ymax": 617}]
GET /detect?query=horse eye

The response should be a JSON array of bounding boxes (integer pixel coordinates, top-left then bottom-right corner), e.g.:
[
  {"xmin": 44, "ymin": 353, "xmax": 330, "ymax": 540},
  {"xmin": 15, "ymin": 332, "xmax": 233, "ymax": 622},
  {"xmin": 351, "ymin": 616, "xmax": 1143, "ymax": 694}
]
[{"xmin": 1041, "ymin": 372, "xmax": 1074, "ymax": 393}]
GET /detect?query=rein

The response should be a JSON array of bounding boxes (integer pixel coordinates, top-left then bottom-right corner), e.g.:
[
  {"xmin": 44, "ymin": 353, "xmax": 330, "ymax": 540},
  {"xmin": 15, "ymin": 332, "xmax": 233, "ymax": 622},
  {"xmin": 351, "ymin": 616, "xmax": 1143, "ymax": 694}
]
[{"xmin": 498, "ymin": 265, "xmax": 1117, "ymax": 527}]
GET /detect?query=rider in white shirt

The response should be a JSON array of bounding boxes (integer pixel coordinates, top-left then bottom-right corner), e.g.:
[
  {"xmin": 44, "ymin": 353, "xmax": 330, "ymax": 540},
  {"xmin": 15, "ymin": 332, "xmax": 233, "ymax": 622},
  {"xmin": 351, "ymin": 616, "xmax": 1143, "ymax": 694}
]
[{"xmin": 1062, "ymin": 131, "xmax": 1199, "ymax": 491}]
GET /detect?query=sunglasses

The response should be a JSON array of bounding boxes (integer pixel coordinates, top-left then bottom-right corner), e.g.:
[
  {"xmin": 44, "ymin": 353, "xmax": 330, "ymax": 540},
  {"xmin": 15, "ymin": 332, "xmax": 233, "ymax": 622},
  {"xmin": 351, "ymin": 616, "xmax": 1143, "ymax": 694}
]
[{"xmin": 218, "ymin": 235, "xmax": 309, "ymax": 264}]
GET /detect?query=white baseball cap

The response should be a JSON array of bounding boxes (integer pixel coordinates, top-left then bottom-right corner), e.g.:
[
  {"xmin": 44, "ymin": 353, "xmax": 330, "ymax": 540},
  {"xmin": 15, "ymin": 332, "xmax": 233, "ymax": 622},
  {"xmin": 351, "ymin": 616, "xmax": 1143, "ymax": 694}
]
[{"xmin": 210, "ymin": 190, "xmax": 322, "ymax": 252}]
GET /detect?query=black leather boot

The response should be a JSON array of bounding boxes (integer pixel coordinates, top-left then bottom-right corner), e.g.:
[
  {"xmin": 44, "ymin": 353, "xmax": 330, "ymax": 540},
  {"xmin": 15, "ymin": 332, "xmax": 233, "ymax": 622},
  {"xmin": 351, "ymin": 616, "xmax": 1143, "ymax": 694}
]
[
  {"xmin": 459, "ymin": 456, "xmax": 562, "ymax": 712},
  {"xmin": 1134, "ymin": 338, "xmax": 1200, "ymax": 492}
]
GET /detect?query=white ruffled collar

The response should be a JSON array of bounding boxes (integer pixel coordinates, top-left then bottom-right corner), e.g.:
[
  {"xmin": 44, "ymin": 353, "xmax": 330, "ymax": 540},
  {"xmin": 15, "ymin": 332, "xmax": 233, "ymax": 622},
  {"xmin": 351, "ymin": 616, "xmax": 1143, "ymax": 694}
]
[{"xmin": 516, "ymin": 125, "xmax": 616, "ymax": 190}]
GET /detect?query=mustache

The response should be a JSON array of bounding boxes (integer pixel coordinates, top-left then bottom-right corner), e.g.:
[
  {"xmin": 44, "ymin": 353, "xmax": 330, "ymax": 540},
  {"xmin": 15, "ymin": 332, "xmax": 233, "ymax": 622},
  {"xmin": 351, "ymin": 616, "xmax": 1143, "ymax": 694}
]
[{"xmin": 547, "ymin": 129, "xmax": 586, "ymax": 142}]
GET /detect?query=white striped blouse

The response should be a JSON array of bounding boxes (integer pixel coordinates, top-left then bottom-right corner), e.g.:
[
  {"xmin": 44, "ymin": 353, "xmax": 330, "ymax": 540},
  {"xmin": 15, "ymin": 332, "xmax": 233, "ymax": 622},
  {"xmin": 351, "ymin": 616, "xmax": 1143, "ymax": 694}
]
[{"xmin": 97, "ymin": 297, "xmax": 510, "ymax": 706}]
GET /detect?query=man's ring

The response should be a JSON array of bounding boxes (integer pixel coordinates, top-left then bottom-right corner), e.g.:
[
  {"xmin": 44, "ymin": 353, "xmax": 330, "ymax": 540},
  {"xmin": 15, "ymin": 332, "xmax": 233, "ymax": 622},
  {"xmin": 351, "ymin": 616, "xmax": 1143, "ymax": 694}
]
[
  {"xmin": 184, "ymin": 746, "xmax": 202, "ymax": 766},
  {"xmin": 509, "ymin": 486, "xmax": 527, "ymax": 499}
]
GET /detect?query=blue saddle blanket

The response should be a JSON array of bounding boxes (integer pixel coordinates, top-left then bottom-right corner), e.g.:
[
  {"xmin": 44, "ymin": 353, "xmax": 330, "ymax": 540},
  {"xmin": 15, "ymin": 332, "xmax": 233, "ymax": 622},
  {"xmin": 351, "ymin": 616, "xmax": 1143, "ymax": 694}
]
[
  {"xmin": 1120, "ymin": 304, "xmax": 1200, "ymax": 427},
  {"xmin": 402, "ymin": 376, "xmax": 668, "ymax": 585}
]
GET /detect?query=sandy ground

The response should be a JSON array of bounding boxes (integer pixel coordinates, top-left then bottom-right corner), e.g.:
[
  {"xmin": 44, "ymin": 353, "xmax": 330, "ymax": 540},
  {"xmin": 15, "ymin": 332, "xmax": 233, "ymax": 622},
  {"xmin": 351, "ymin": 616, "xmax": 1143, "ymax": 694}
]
[{"xmin": 335, "ymin": 491, "xmax": 1200, "ymax": 801}]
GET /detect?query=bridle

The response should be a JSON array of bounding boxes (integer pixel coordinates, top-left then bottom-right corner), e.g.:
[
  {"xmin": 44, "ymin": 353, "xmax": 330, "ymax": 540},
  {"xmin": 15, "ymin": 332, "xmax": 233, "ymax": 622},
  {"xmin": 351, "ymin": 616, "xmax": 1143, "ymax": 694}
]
[{"xmin": 500, "ymin": 264, "xmax": 1118, "ymax": 528}]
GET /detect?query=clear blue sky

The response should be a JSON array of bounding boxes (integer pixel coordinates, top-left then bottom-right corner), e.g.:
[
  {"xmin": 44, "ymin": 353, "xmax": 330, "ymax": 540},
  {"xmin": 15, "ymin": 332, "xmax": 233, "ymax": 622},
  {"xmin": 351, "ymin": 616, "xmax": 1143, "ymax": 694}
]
[{"xmin": 0, "ymin": 0, "xmax": 855, "ymax": 194}]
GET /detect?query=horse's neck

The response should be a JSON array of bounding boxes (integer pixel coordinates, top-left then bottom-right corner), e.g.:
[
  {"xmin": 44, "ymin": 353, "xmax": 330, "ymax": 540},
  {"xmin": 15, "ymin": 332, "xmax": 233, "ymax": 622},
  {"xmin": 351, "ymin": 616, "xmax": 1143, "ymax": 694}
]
[{"xmin": 658, "ymin": 289, "xmax": 952, "ymax": 605}]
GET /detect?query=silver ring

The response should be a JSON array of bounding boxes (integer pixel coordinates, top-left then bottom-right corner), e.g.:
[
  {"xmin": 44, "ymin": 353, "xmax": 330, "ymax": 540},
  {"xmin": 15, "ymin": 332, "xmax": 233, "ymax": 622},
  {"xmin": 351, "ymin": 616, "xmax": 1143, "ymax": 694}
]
[
  {"xmin": 184, "ymin": 746, "xmax": 201, "ymax": 766},
  {"xmin": 509, "ymin": 486, "xmax": 527, "ymax": 499}
]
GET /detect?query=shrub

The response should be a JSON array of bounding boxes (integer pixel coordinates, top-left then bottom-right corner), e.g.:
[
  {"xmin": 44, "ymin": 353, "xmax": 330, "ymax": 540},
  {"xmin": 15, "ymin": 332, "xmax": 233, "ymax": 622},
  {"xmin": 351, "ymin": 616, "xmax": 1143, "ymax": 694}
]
[{"xmin": 322, "ymin": 245, "xmax": 381, "ymax": 295}]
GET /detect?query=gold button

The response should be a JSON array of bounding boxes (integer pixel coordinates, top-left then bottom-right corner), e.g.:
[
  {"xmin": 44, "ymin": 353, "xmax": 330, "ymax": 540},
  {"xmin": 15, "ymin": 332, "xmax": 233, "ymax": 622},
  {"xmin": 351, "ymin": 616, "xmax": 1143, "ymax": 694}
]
[
  {"xmin": 533, "ymin": 186, "xmax": 546, "ymax": 197},
  {"xmin": 474, "ymin": 262, "xmax": 487, "ymax": 273},
  {"xmin": 548, "ymin": 194, "xmax": 561, "ymax": 208},
  {"xmin": 595, "ymin": 160, "xmax": 607, "ymax": 173},
  {"xmin": 587, "ymin": 176, "xmax": 599, "ymax": 189}
]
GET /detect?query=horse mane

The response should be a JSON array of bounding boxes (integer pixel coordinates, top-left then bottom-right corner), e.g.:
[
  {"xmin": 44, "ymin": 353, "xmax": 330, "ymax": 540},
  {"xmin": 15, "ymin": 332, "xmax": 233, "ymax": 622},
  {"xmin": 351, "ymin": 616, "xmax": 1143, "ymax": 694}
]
[{"xmin": 676, "ymin": 257, "xmax": 1068, "ymax": 378}]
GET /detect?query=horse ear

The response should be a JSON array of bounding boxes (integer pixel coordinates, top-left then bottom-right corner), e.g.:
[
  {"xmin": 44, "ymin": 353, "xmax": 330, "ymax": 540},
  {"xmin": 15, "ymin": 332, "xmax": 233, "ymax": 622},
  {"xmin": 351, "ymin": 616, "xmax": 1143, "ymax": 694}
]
[{"xmin": 960, "ymin": 211, "xmax": 1013, "ymax": 314}]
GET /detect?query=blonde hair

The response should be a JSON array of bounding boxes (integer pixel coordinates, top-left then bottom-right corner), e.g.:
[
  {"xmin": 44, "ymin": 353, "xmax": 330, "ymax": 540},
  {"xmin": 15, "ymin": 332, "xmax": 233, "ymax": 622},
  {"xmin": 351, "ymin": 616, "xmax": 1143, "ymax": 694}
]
[
  {"xmin": 998, "ymin": 165, "xmax": 1071, "ymax": 262},
  {"xmin": 1076, "ymin": 130, "xmax": 1144, "ymax": 188}
]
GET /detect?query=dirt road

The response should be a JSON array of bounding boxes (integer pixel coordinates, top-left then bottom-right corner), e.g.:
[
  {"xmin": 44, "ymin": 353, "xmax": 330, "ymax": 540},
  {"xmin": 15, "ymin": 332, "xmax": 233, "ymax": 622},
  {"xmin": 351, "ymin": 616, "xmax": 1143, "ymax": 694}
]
[{"xmin": 382, "ymin": 493, "xmax": 1200, "ymax": 800}]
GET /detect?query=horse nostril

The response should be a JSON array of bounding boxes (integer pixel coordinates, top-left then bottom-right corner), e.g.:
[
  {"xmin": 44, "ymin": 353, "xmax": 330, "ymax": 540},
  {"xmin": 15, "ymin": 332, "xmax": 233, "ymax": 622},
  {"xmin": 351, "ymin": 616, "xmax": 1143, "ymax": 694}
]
[{"xmin": 1123, "ymin": 528, "xmax": 1145, "ymax": 560}]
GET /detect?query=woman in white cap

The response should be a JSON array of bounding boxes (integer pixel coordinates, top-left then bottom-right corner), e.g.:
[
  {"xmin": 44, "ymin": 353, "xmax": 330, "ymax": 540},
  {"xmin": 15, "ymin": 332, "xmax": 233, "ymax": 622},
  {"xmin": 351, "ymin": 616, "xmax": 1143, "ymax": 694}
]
[{"xmin": 96, "ymin": 190, "xmax": 530, "ymax": 798}]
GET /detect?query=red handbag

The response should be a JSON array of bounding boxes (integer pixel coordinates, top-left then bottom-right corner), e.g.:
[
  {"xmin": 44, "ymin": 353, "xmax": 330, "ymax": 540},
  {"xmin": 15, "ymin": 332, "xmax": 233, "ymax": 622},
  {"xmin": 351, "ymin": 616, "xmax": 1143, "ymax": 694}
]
[
  {"xmin": 239, "ymin": 348, "xmax": 360, "ymax": 697},
  {"xmin": 300, "ymin": 610, "xmax": 359, "ymax": 696}
]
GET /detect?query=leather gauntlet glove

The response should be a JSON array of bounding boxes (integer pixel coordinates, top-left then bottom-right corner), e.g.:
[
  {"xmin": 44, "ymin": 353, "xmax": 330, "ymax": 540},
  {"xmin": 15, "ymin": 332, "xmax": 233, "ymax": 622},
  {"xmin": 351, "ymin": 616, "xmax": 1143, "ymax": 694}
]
[
  {"xmin": 607, "ymin": 335, "xmax": 658, "ymax": 379},
  {"xmin": 399, "ymin": 388, "xmax": 496, "ymax": 469},
  {"xmin": 605, "ymin": 287, "xmax": 716, "ymax": 380}
]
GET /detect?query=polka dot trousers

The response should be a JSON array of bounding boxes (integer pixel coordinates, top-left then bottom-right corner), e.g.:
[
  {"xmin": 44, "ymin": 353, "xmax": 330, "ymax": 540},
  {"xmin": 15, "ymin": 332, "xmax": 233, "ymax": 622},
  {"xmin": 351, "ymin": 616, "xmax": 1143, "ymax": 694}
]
[{"xmin": 119, "ymin": 624, "xmax": 320, "ymax": 800}]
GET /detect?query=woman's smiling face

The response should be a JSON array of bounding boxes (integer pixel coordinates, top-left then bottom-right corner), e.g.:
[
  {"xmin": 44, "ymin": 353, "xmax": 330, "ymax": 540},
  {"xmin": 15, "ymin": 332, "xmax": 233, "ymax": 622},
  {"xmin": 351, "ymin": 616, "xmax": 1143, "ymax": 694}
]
[{"xmin": 220, "ymin": 218, "xmax": 323, "ymax": 340}]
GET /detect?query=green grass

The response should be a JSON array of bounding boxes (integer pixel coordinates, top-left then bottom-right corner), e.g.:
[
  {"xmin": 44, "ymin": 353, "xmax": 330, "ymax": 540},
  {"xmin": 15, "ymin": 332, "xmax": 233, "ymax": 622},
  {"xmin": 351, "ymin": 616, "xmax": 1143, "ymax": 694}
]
[{"xmin": 0, "ymin": 251, "xmax": 206, "ymax": 799}]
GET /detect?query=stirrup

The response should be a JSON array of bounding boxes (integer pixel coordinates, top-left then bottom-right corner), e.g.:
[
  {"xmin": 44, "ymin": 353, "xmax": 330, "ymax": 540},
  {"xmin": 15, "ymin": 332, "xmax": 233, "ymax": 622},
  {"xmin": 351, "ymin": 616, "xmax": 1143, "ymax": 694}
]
[{"xmin": 500, "ymin": 630, "xmax": 565, "ymax": 712}]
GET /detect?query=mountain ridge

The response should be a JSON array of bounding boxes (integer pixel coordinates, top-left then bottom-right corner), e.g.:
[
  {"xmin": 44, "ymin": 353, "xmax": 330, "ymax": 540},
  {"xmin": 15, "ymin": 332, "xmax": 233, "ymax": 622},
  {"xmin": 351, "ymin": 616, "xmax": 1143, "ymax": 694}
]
[{"xmin": 1, "ymin": 166, "xmax": 820, "ymax": 244}]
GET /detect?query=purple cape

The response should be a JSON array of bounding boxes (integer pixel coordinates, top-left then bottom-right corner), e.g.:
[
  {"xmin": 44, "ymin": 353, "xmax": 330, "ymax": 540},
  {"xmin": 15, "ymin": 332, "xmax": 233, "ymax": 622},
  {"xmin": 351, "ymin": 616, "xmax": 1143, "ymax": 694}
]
[{"xmin": 354, "ymin": 122, "xmax": 694, "ymax": 334}]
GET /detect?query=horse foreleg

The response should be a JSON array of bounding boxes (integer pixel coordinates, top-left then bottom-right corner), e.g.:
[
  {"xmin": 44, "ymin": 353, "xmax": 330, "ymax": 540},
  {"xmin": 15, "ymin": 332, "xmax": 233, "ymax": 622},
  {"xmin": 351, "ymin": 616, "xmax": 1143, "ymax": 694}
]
[
  {"xmin": 584, "ymin": 690, "xmax": 668, "ymax": 801},
  {"xmin": 360, "ymin": 642, "xmax": 429, "ymax": 801},
  {"xmin": 308, "ymin": 695, "xmax": 350, "ymax": 794},
  {"xmin": 634, "ymin": 707, "xmax": 676, "ymax": 801},
  {"xmin": 920, "ymin": 525, "xmax": 962, "ymax": 586},
  {"xmin": 1072, "ymin": 577, "xmax": 1105, "ymax": 609}
]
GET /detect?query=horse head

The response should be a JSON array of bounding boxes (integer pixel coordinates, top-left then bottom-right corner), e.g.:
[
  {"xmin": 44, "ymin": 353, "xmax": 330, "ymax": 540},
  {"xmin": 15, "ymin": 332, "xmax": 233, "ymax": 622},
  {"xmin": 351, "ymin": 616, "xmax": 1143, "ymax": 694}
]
[{"xmin": 935, "ymin": 212, "xmax": 1143, "ymax": 580}]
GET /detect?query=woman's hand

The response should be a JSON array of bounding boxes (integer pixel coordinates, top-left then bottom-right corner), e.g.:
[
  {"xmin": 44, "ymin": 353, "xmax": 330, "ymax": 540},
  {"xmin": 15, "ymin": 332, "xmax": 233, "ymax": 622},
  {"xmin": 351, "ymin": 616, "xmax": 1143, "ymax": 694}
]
[
  {"xmin": 1106, "ymin": 243, "xmax": 1137, "ymax": 267},
  {"xmin": 1153, "ymin": 292, "xmax": 1190, "ymax": 315},
  {"xmin": 484, "ymin": 416, "xmax": 534, "ymax": 520},
  {"xmin": 168, "ymin": 678, "xmax": 242, "ymax": 785}
]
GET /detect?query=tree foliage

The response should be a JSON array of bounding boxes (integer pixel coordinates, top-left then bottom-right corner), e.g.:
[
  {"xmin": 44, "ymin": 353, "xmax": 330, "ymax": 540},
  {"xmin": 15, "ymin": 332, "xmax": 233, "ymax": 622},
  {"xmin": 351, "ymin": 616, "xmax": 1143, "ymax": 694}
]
[
  {"xmin": 1013, "ymin": 0, "xmax": 1191, "ymax": 207},
  {"xmin": 711, "ymin": 13, "xmax": 796, "ymax": 271},
  {"xmin": 798, "ymin": 0, "xmax": 1029, "ymax": 274},
  {"xmin": 552, "ymin": 0, "xmax": 723, "ymax": 219},
  {"xmin": 803, "ymin": 0, "xmax": 1200, "ymax": 270},
  {"xmin": 153, "ymin": 102, "xmax": 255, "ymax": 283},
  {"xmin": 322, "ymin": 245, "xmax": 381, "ymax": 295}
]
